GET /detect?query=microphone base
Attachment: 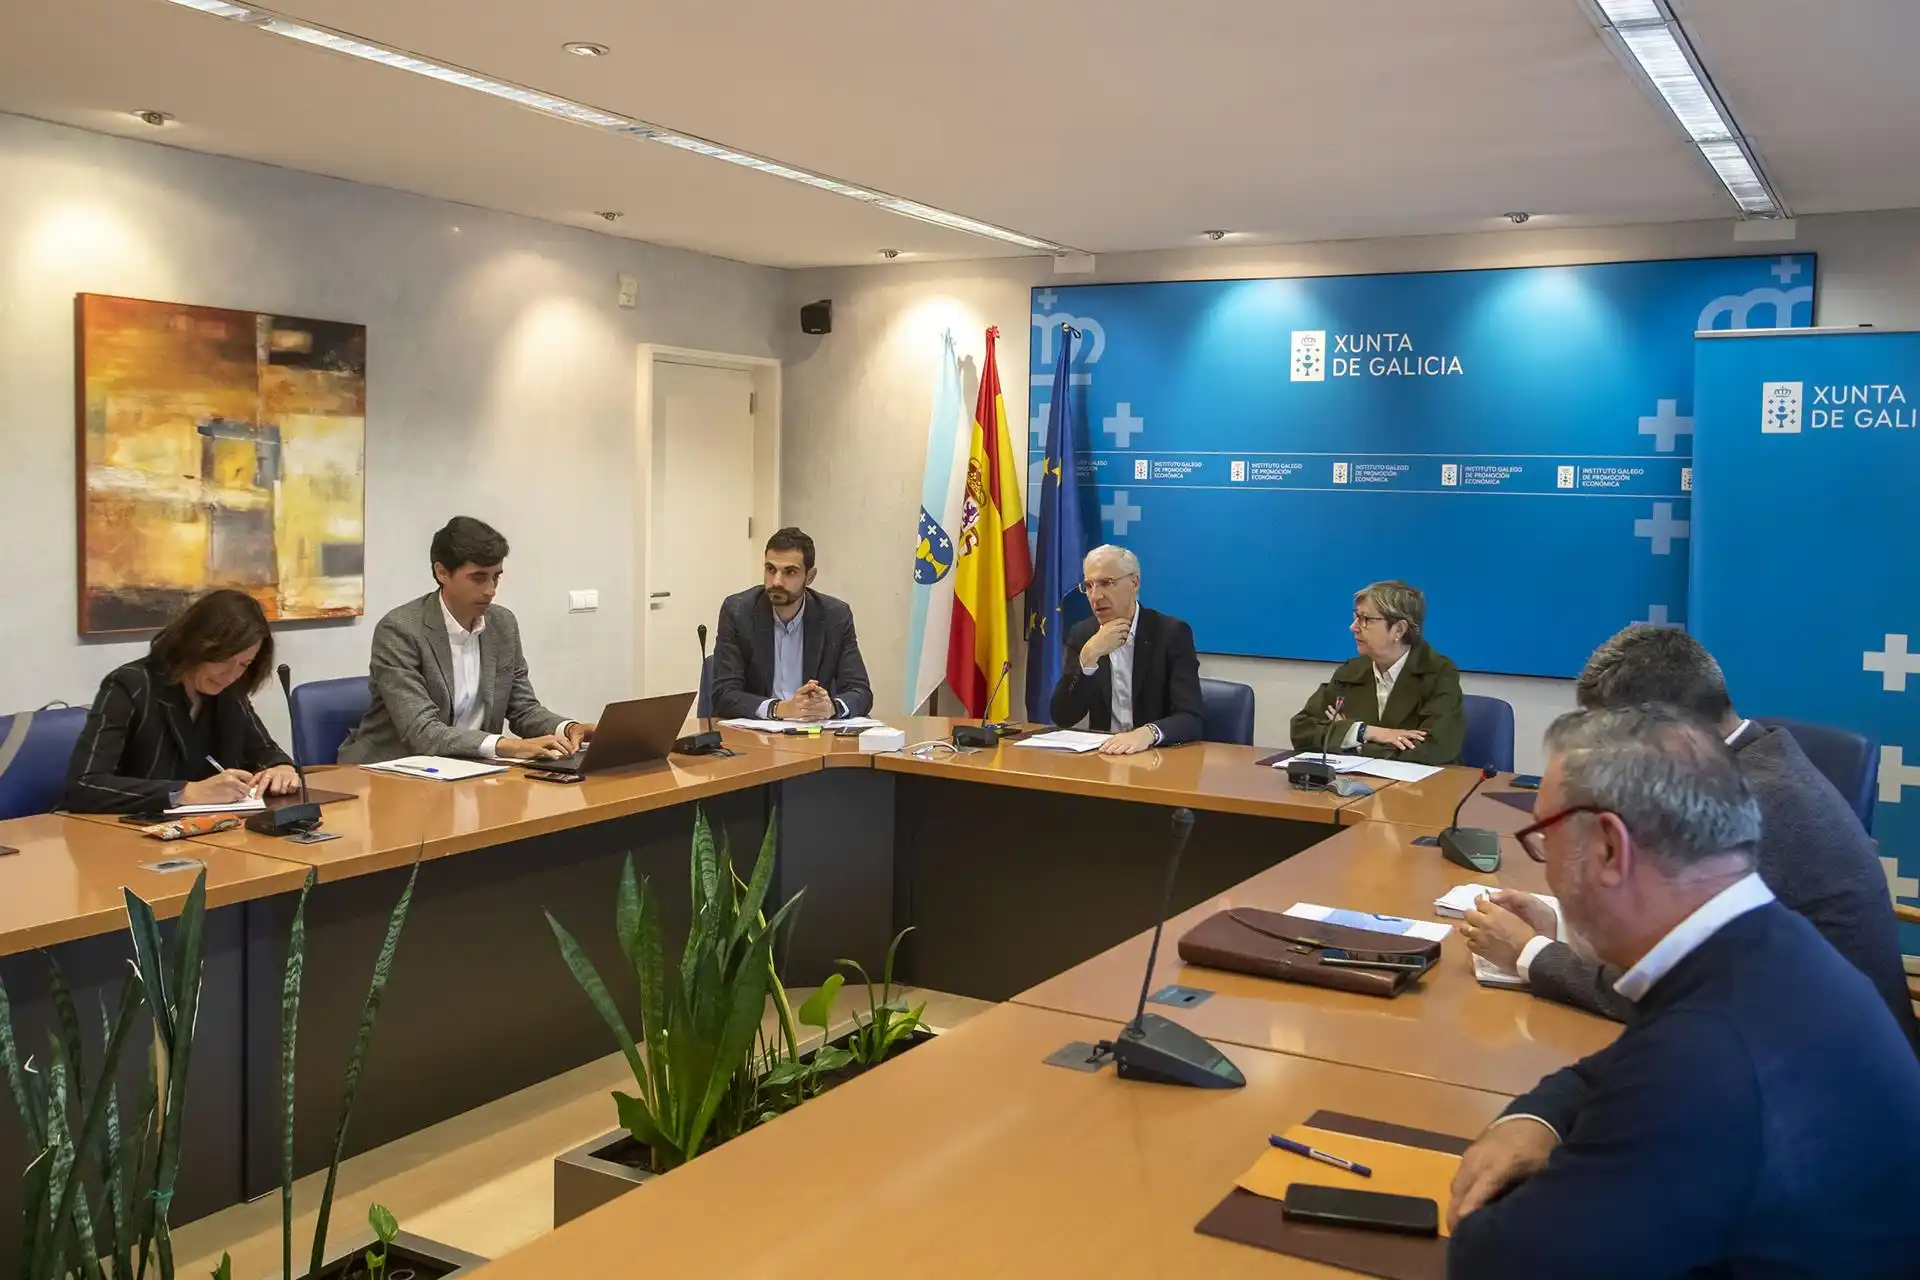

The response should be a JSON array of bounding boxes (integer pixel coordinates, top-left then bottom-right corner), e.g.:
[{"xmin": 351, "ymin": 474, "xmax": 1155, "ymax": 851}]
[
  {"xmin": 1286, "ymin": 758, "xmax": 1338, "ymax": 790},
  {"xmin": 1109, "ymin": 1013, "xmax": 1245, "ymax": 1089},
  {"xmin": 673, "ymin": 731, "xmax": 726, "ymax": 755},
  {"xmin": 1439, "ymin": 826, "xmax": 1502, "ymax": 873},
  {"xmin": 952, "ymin": 724, "xmax": 1000, "ymax": 750},
  {"xmin": 246, "ymin": 803, "xmax": 321, "ymax": 837}
]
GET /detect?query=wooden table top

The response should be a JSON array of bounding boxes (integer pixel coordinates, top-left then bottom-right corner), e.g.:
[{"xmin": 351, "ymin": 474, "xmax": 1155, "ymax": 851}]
[
  {"xmin": 1336, "ymin": 767, "xmax": 1539, "ymax": 836},
  {"xmin": 714, "ymin": 715, "xmax": 966, "ymax": 768},
  {"xmin": 1014, "ymin": 820, "xmax": 1616, "ymax": 1097},
  {"xmin": 875, "ymin": 735, "xmax": 1374, "ymax": 825},
  {"xmin": 468, "ymin": 1001, "xmax": 1508, "ymax": 1279},
  {"xmin": 0, "ymin": 813, "xmax": 314, "ymax": 958},
  {"xmin": 69, "ymin": 748, "xmax": 822, "ymax": 883}
]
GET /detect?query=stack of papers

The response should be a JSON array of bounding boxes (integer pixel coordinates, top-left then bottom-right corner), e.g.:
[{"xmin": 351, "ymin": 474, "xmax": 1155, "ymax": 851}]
[
  {"xmin": 1430, "ymin": 885, "xmax": 1562, "ymax": 989},
  {"xmin": 1013, "ymin": 730, "xmax": 1110, "ymax": 753},
  {"xmin": 165, "ymin": 796, "xmax": 267, "ymax": 816},
  {"xmin": 717, "ymin": 716, "xmax": 886, "ymax": 732},
  {"xmin": 1270, "ymin": 753, "xmax": 1443, "ymax": 783},
  {"xmin": 361, "ymin": 756, "xmax": 508, "ymax": 781},
  {"xmin": 1283, "ymin": 903, "xmax": 1453, "ymax": 943}
]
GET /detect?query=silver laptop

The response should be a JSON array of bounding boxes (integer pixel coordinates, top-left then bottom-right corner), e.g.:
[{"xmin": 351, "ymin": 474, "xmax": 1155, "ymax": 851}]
[{"xmin": 512, "ymin": 691, "xmax": 697, "ymax": 775}]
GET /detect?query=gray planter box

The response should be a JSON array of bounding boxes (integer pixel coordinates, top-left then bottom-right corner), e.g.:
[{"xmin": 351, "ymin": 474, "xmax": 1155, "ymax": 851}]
[
  {"xmin": 553, "ymin": 1129, "xmax": 656, "ymax": 1228},
  {"xmin": 284, "ymin": 1229, "xmax": 487, "ymax": 1280}
]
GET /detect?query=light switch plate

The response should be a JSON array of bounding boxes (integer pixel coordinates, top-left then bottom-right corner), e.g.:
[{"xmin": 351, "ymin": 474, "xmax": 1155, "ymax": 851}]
[
  {"xmin": 568, "ymin": 589, "xmax": 600, "ymax": 613},
  {"xmin": 616, "ymin": 274, "xmax": 640, "ymax": 308}
]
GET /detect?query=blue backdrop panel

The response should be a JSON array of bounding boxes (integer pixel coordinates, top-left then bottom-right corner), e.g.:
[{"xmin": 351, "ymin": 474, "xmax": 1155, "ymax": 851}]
[
  {"xmin": 1691, "ymin": 327, "xmax": 1920, "ymax": 945},
  {"xmin": 1027, "ymin": 254, "xmax": 1814, "ymax": 677}
]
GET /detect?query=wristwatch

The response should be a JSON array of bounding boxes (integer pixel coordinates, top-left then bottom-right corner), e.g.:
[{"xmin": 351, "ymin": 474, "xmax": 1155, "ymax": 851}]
[{"xmin": 1352, "ymin": 722, "xmax": 1368, "ymax": 744}]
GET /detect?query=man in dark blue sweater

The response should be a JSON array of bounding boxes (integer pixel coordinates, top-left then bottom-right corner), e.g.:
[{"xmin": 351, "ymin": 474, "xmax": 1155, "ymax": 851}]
[{"xmin": 1448, "ymin": 707, "xmax": 1920, "ymax": 1278}]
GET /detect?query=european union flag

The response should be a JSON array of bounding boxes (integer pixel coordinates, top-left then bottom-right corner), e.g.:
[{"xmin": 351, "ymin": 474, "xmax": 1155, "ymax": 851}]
[{"xmin": 1025, "ymin": 326, "xmax": 1094, "ymax": 721}]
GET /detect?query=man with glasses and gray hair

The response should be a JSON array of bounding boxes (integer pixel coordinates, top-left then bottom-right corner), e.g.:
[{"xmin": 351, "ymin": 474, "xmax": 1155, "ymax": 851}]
[
  {"xmin": 1460, "ymin": 624, "xmax": 1914, "ymax": 1043},
  {"xmin": 1448, "ymin": 705, "xmax": 1920, "ymax": 1277},
  {"xmin": 1288, "ymin": 579, "xmax": 1464, "ymax": 764},
  {"xmin": 1049, "ymin": 545, "xmax": 1202, "ymax": 756}
]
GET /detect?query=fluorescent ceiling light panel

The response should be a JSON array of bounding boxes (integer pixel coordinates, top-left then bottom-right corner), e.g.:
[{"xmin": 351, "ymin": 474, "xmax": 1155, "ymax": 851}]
[
  {"xmin": 1588, "ymin": 0, "xmax": 1783, "ymax": 217},
  {"xmin": 152, "ymin": 0, "xmax": 1079, "ymax": 254}
]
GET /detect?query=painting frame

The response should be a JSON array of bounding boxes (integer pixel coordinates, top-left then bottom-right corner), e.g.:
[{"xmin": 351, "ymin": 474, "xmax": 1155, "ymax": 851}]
[{"xmin": 73, "ymin": 292, "xmax": 368, "ymax": 636}]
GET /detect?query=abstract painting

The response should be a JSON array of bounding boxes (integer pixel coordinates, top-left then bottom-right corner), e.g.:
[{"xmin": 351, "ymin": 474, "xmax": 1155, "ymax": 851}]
[{"xmin": 75, "ymin": 294, "xmax": 366, "ymax": 634}]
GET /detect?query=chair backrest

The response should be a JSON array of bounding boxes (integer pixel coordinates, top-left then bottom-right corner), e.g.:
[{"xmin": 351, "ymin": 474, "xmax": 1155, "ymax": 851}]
[
  {"xmin": 0, "ymin": 706, "xmax": 90, "ymax": 819},
  {"xmin": 1198, "ymin": 678, "xmax": 1255, "ymax": 746},
  {"xmin": 1460, "ymin": 694, "xmax": 1516, "ymax": 772},
  {"xmin": 289, "ymin": 677, "xmax": 373, "ymax": 766},
  {"xmin": 1754, "ymin": 716, "xmax": 1878, "ymax": 834},
  {"xmin": 698, "ymin": 655, "xmax": 715, "ymax": 720}
]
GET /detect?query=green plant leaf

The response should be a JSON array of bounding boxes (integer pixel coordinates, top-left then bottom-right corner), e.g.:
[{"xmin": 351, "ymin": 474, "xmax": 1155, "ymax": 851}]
[
  {"xmin": 630, "ymin": 871, "xmax": 671, "ymax": 1128},
  {"xmin": 809, "ymin": 1046, "xmax": 854, "ymax": 1073},
  {"xmin": 281, "ymin": 867, "xmax": 315, "ymax": 1280},
  {"xmin": 47, "ymin": 977, "xmax": 143, "ymax": 1280},
  {"xmin": 728, "ymin": 810, "xmax": 780, "ymax": 950},
  {"xmin": 210, "ymin": 1252, "xmax": 231, "ymax": 1280},
  {"xmin": 796, "ymin": 974, "xmax": 843, "ymax": 1033},
  {"xmin": 612, "ymin": 1089, "xmax": 676, "ymax": 1168},
  {"xmin": 368, "ymin": 1201, "xmax": 399, "ymax": 1244},
  {"xmin": 140, "ymin": 866, "xmax": 210, "ymax": 1280},
  {"xmin": 98, "ymin": 992, "xmax": 132, "ymax": 1279},
  {"xmin": 121, "ymin": 886, "xmax": 173, "ymax": 1054},
  {"xmin": 0, "ymin": 970, "xmax": 44, "ymax": 1147},
  {"xmin": 683, "ymin": 892, "xmax": 799, "ymax": 1158},
  {"xmin": 546, "ymin": 913, "xmax": 644, "ymax": 1086},
  {"xmin": 759, "ymin": 1061, "xmax": 808, "ymax": 1088},
  {"xmin": 309, "ymin": 858, "xmax": 418, "ymax": 1277}
]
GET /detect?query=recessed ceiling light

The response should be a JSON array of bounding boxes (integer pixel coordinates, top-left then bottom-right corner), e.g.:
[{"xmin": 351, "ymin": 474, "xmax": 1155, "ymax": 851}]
[
  {"xmin": 1504, "ymin": 211, "xmax": 1532, "ymax": 225},
  {"xmin": 595, "ymin": 210, "xmax": 623, "ymax": 222},
  {"xmin": 151, "ymin": 0, "xmax": 1081, "ymax": 255},
  {"xmin": 1585, "ymin": 0, "xmax": 1784, "ymax": 217},
  {"xmin": 133, "ymin": 109, "xmax": 174, "ymax": 127},
  {"xmin": 562, "ymin": 42, "xmax": 609, "ymax": 57},
  {"xmin": 1203, "ymin": 230, "xmax": 1228, "ymax": 241},
  {"xmin": 879, "ymin": 249, "xmax": 900, "ymax": 259}
]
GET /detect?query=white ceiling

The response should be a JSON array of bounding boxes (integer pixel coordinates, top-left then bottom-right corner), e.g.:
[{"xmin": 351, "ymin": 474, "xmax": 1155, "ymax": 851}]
[{"xmin": 2, "ymin": 0, "xmax": 1915, "ymax": 267}]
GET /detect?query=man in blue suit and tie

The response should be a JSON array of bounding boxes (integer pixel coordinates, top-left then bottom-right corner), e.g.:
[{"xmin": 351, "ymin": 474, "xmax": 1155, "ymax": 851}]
[{"xmin": 1448, "ymin": 705, "xmax": 1920, "ymax": 1278}]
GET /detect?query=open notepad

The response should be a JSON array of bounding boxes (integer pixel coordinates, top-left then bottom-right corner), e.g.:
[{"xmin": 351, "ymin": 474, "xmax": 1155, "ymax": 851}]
[
  {"xmin": 164, "ymin": 796, "xmax": 267, "ymax": 816},
  {"xmin": 1013, "ymin": 730, "xmax": 1110, "ymax": 753},
  {"xmin": 360, "ymin": 756, "xmax": 509, "ymax": 781},
  {"xmin": 1431, "ymin": 884, "xmax": 1561, "ymax": 989}
]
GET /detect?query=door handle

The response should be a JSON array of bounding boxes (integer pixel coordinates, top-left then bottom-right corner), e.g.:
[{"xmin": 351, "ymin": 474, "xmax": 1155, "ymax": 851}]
[{"xmin": 649, "ymin": 591, "xmax": 672, "ymax": 599}]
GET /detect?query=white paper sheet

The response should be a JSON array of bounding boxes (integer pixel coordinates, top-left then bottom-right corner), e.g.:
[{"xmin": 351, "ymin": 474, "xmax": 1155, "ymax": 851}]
[
  {"xmin": 1013, "ymin": 730, "xmax": 1112, "ymax": 753},
  {"xmin": 1284, "ymin": 902, "xmax": 1454, "ymax": 943},
  {"xmin": 360, "ymin": 756, "xmax": 509, "ymax": 781},
  {"xmin": 164, "ymin": 796, "xmax": 267, "ymax": 816},
  {"xmin": 717, "ymin": 717, "xmax": 887, "ymax": 732},
  {"xmin": 1272, "ymin": 753, "xmax": 1443, "ymax": 783}
]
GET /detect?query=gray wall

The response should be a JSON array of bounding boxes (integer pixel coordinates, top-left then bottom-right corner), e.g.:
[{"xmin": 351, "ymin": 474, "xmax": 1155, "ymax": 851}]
[
  {"xmin": 0, "ymin": 112, "xmax": 785, "ymax": 747},
  {"xmin": 781, "ymin": 211, "xmax": 1920, "ymax": 768}
]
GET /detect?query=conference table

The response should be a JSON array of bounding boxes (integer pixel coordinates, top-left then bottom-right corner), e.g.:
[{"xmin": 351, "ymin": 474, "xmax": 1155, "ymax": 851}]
[{"xmin": 0, "ymin": 721, "xmax": 1607, "ymax": 1276}]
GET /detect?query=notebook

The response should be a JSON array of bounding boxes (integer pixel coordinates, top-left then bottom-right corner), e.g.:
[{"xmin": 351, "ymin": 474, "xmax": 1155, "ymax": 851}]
[
  {"xmin": 1014, "ymin": 730, "xmax": 1110, "ymax": 753},
  {"xmin": 164, "ymin": 796, "xmax": 267, "ymax": 816},
  {"xmin": 1429, "ymin": 885, "xmax": 1561, "ymax": 989},
  {"xmin": 360, "ymin": 756, "xmax": 509, "ymax": 781}
]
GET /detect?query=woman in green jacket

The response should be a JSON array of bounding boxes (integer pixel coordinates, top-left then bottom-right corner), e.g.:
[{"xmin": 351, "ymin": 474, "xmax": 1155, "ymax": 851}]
[{"xmin": 1288, "ymin": 580, "xmax": 1464, "ymax": 765}]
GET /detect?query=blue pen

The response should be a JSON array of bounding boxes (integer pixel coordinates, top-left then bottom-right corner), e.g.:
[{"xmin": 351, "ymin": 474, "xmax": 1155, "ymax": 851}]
[{"xmin": 1269, "ymin": 1134, "xmax": 1372, "ymax": 1177}]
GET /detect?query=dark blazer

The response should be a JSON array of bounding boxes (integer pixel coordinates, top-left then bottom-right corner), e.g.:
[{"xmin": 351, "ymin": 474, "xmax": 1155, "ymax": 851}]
[
  {"xmin": 1287, "ymin": 640, "xmax": 1464, "ymax": 765},
  {"xmin": 1527, "ymin": 721, "xmax": 1918, "ymax": 1043},
  {"xmin": 1450, "ymin": 902, "xmax": 1920, "ymax": 1278},
  {"xmin": 337, "ymin": 592, "xmax": 568, "ymax": 764},
  {"xmin": 62, "ymin": 656, "xmax": 292, "ymax": 813},
  {"xmin": 1050, "ymin": 607, "xmax": 1203, "ymax": 744},
  {"xmin": 709, "ymin": 587, "xmax": 873, "ymax": 720}
]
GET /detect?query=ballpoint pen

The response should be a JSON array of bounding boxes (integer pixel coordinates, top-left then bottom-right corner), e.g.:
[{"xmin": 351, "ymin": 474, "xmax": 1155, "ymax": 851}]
[
  {"xmin": 206, "ymin": 754, "xmax": 260, "ymax": 799},
  {"xmin": 1269, "ymin": 1135, "xmax": 1373, "ymax": 1177}
]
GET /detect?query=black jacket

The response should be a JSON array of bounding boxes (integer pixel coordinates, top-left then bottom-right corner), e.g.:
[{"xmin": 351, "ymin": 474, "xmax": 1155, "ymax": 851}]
[
  {"xmin": 62, "ymin": 657, "xmax": 292, "ymax": 813},
  {"xmin": 710, "ymin": 587, "xmax": 873, "ymax": 720},
  {"xmin": 1050, "ymin": 607, "xmax": 1203, "ymax": 744},
  {"xmin": 1287, "ymin": 640, "xmax": 1464, "ymax": 765}
]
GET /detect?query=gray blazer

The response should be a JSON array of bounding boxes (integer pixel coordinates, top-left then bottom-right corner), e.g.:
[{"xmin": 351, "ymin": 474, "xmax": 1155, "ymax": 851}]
[
  {"xmin": 1526, "ymin": 721, "xmax": 1918, "ymax": 1045},
  {"xmin": 337, "ymin": 592, "xmax": 567, "ymax": 764}
]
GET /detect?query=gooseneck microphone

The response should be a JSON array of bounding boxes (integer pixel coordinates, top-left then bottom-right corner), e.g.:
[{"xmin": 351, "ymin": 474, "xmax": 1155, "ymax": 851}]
[
  {"xmin": 1101, "ymin": 808, "xmax": 1245, "ymax": 1089},
  {"xmin": 1438, "ymin": 764, "xmax": 1502, "ymax": 872},
  {"xmin": 247, "ymin": 663, "xmax": 321, "ymax": 837},
  {"xmin": 954, "ymin": 660, "xmax": 1014, "ymax": 749},
  {"xmin": 675, "ymin": 624, "xmax": 725, "ymax": 755},
  {"xmin": 1287, "ymin": 696, "xmax": 1344, "ymax": 790}
]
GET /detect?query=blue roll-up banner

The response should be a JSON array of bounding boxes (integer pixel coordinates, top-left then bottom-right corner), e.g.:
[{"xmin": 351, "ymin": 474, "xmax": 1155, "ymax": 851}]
[
  {"xmin": 1028, "ymin": 254, "xmax": 1814, "ymax": 677},
  {"xmin": 1691, "ymin": 327, "xmax": 1920, "ymax": 945}
]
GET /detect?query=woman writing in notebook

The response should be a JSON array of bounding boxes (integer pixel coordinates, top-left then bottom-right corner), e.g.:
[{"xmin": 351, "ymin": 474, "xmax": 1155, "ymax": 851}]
[{"xmin": 62, "ymin": 589, "xmax": 300, "ymax": 813}]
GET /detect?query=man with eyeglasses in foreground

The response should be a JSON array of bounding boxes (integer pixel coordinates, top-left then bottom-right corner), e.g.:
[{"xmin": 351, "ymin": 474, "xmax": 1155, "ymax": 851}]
[
  {"xmin": 1049, "ymin": 545, "xmax": 1202, "ymax": 756},
  {"xmin": 1447, "ymin": 706, "xmax": 1920, "ymax": 1277}
]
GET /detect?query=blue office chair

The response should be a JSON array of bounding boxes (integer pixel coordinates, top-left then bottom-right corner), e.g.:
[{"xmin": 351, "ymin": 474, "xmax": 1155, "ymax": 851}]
[
  {"xmin": 289, "ymin": 677, "xmax": 372, "ymax": 766},
  {"xmin": 698, "ymin": 655, "xmax": 715, "ymax": 720},
  {"xmin": 0, "ymin": 705, "xmax": 89, "ymax": 819},
  {"xmin": 1460, "ymin": 694, "xmax": 1516, "ymax": 773},
  {"xmin": 1198, "ymin": 678, "xmax": 1255, "ymax": 746},
  {"xmin": 1755, "ymin": 717, "xmax": 1878, "ymax": 833}
]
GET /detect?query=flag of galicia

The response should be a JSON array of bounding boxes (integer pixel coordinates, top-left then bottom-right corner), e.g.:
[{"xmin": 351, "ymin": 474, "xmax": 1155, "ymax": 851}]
[{"xmin": 1025, "ymin": 325, "xmax": 1093, "ymax": 721}]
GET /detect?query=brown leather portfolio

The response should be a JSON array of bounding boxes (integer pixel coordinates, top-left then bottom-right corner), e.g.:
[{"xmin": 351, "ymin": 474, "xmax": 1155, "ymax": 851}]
[
  {"xmin": 1195, "ymin": 1111, "xmax": 1473, "ymax": 1279},
  {"xmin": 1176, "ymin": 906, "xmax": 1441, "ymax": 996}
]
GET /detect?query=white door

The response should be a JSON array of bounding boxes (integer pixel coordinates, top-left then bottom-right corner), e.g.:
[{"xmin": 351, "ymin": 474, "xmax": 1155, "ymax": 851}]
[{"xmin": 646, "ymin": 361, "xmax": 759, "ymax": 697}]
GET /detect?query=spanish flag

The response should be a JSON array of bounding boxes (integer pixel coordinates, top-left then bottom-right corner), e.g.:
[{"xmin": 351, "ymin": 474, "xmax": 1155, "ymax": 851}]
[{"xmin": 946, "ymin": 327, "xmax": 1033, "ymax": 718}]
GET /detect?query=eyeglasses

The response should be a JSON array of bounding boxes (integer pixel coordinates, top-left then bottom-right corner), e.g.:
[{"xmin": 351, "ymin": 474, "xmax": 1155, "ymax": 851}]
[
  {"xmin": 1513, "ymin": 805, "xmax": 1614, "ymax": 862},
  {"xmin": 1079, "ymin": 574, "xmax": 1138, "ymax": 595},
  {"xmin": 1352, "ymin": 612, "xmax": 1386, "ymax": 627}
]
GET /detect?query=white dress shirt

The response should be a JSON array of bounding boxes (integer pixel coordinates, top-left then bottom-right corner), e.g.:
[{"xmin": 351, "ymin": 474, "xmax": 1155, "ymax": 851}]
[
  {"xmin": 441, "ymin": 595, "xmax": 501, "ymax": 759},
  {"xmin": 1082, "ymin": 605, "xmax": 1159, "ymax": 742},
  {"xmin": 1516, "ymin": 717, "xmax": 1755, "ymax": 981},
  {"xmin": 1340, "ymin": 649, "xmax": 1410, "ymax": 749},
  {"xmin": 1499, "ymin": 871, "xmax": 1776, "ymax": 1141}
]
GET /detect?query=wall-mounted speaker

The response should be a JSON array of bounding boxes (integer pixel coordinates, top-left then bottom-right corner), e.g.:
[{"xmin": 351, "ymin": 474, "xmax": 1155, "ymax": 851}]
[{"xmin": 800, "ymin": 300, "xmax": 832, "ymax": 335}]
